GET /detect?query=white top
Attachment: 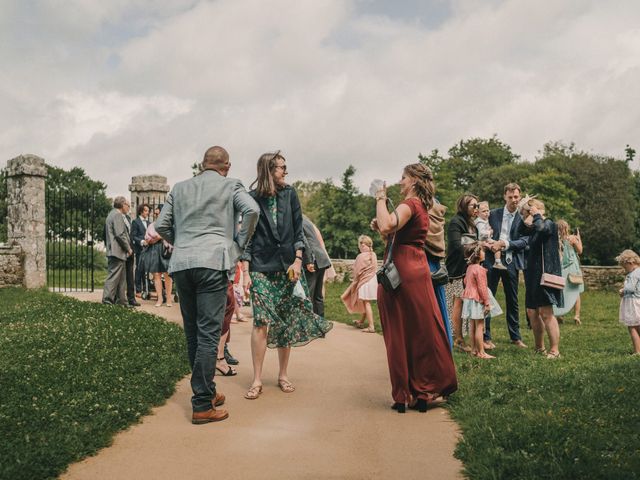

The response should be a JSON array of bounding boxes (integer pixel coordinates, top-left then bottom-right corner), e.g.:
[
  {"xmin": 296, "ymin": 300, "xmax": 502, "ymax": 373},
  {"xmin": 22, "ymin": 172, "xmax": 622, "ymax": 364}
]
[{"xmin": 499, "ymin": 206, "xmax": 516, "ymax": 250}]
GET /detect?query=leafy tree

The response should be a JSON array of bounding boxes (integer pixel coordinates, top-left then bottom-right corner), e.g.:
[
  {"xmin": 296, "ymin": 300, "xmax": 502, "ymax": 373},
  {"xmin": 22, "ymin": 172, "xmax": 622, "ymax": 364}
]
[
  {"xmin": 536, "ymin": 142, "xmax": 636, "ymax": 264},
  {"xmin": 46, "ymin": 165, "xmax": 112, "ymax": 243},
  {"xmin": 471, "ymin": 162, "xmax": 537, "ymax": 208},
  {"xmin": 445, "ymin": 135, "xmax": 519, "ymax": 190},
  {"xmin": 520, "ymin": 169, "xmax": 579, "ymax": 226}
]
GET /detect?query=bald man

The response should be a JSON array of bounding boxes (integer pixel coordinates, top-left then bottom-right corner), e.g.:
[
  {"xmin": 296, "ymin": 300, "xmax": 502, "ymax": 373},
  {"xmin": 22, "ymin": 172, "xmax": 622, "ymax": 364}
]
[{"xmin": 156, "ymin": 146, "xmax": 259, "ymax": 424}]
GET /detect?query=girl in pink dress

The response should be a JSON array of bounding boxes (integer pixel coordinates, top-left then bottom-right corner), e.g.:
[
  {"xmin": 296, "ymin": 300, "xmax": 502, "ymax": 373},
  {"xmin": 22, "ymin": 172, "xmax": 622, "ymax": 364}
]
[
  {"xmin": 341, "ymin": 235, "xmax": 378, "ymax": 333},
  {"xmin": 461, "ymin": 242, "xmax": 502, "ymax": 359}
]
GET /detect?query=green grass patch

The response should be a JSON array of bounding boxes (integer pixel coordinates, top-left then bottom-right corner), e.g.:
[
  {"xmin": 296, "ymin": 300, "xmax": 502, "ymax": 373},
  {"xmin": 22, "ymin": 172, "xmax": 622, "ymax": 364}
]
[
  {"xmin": 47, "ymin": 267, "xmax": 108, "ymax": 290},
  {"xmin": 0, "ymin": 288, "xmax": 190, "ymax": 480},
  {"xmin": 324, "ymin": 282, "xmax": 640, "ymax": 479}
]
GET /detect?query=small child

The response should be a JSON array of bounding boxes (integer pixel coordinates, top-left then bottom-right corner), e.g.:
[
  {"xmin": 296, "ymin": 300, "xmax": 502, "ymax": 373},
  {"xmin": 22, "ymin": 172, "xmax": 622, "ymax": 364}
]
[
  {"xmin": 616, "ymin": 249, "xmax": 640, "ymax": 355},
  {"xmin": 461, "ymin": 242, "xmax": 503, "ymax": 359},
  {"xmin": 475, "ymin": 201, "xmax": 506, "ymax": 271}
]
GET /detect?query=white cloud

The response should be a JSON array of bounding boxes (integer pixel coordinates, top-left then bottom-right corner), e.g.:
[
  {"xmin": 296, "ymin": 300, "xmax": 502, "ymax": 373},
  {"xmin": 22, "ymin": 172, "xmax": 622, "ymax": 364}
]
[{"xmin": 1, "ymin": 0, "xmax": 639, "ymax": 197}]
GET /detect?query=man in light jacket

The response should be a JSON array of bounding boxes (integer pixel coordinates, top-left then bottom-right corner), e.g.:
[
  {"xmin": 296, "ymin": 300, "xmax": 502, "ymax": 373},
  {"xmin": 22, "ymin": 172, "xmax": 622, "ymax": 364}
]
[
  {"xmin": 102, "ymin": 196, "xmax": 133, "ymax": 305},
  {"xmin": 156, "ymin": 146, "xmax": 259, "ymax": 424}
]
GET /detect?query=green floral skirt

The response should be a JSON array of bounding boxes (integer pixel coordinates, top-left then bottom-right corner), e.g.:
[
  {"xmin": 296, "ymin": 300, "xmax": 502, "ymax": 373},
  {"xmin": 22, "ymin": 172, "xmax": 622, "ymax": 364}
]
[{"xmin": 250, "ymin": 271, "xmax": 333, "ymax": 348}]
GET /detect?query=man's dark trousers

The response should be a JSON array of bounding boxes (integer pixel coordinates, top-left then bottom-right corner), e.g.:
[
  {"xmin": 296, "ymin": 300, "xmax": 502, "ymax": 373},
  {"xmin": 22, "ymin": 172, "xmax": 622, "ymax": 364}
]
[
  {"xmin": 174, "ymin": 268, "xmax": 227, "ymax": 412},
  {"xmin": 484, "ymin": 263, "xmax": 522, "ymax": 342},
  {"xmin": 305, "ymin": 267, "xmax": 327, "ymax": 317},
  {"xmin": 125, "ymin": 254, "xmax": 136, "ymax": 304}
]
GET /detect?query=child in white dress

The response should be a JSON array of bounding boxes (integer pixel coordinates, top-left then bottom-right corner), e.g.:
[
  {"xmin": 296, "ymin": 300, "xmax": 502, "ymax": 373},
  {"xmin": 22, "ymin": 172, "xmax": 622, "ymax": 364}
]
[{"xmin": 616, "ymin": 249, "xmax": 640, "ymax": 355}]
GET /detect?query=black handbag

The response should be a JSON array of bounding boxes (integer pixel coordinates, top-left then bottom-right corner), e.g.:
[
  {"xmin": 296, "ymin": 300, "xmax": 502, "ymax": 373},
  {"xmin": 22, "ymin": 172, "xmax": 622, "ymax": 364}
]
[
  {"xmin": 376, "ymin": 206, "xmax": 402, "ymax": 292},
  {"xmin": 161, "ymin": 244, "xmax": 173, "ymax": 260},
  {"xmin": 431, "ymin": 261, "xmax": 449, "ymax": 286}
]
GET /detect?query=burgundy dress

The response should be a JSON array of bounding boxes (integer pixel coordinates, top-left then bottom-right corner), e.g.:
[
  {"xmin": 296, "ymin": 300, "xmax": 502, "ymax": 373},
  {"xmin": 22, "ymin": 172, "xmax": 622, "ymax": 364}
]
[{"xmin": 378, "ymin": 198, "xmax": 458, "ymax": 403}]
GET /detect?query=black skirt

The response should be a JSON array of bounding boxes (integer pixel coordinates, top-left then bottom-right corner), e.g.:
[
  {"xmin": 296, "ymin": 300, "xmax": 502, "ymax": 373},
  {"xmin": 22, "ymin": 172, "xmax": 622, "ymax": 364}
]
[{"xmin": 139, "ymin": 242, "xmax": 170, "ymax": 274}]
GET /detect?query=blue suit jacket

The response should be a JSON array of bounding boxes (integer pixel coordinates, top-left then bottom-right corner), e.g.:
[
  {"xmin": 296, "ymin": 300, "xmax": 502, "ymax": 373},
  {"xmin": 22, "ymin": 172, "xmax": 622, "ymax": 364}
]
[{"xmin": 484, "ymin": 207, "xmax": 529, "ymax": 271}]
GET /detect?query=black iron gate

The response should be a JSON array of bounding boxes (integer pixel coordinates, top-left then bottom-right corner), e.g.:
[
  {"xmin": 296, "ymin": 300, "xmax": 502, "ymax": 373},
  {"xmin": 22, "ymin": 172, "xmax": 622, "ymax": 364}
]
[{"xmin": 46, "ymin": 188, "xmax": 97, "ymax": 292}]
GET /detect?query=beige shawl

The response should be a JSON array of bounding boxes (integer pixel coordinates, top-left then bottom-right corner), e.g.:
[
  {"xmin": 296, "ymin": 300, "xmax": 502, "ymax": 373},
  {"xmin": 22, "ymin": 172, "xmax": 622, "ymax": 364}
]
[
  {"xmin": 425, "ymin": 202, "xmax": 447, "ymax": 258},
  {"xmin": 341, "ymin": 251, "xmax": 377, "ymax": 314}
]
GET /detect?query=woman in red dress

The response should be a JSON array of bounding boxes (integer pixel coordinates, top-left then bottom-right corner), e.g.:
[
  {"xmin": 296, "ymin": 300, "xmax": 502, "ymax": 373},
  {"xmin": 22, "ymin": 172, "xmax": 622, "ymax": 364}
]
[{"xmin": 372, "ymin": 164, "xmax": 458, "ymax": 413}]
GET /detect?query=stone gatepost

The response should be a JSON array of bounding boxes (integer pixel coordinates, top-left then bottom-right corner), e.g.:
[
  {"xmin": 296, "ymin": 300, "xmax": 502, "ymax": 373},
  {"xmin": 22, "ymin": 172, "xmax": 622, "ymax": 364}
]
[
  {"xmin": 128, "ymin": 175, "xmax": 170, "ymax": 219},
  {"xmin": 6, "ymin": 154, "xmax": 48, "ymax": 288}
]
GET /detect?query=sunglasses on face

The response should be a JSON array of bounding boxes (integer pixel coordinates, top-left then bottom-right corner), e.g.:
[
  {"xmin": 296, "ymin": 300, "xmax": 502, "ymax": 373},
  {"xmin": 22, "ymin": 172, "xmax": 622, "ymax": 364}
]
[
  {"xmin": 471, "ymin": 204, "xmax": 480, "ymax": 209},
  {"xmin": 274, "ymin": 164, "xmax": 287, "ymax": 172}
]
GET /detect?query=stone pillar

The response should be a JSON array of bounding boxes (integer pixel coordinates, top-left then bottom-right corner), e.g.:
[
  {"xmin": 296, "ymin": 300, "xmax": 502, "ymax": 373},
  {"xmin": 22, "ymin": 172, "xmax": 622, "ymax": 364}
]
[
  {"xmin": 129, "ymin": 175, "xmax": 170, "ymax": 219},
  {"xmin": 6, "ymin": 154, "xmax": 48, "ymax": 288}
]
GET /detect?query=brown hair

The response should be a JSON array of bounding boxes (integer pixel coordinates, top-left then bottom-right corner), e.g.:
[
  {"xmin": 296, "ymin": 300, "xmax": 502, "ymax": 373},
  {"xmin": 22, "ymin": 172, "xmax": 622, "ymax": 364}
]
[
  {"xmin": 403, "ymin": 163, "xmax": 435, "ymax": 210},
  {"xmin": 250, "ymin": 151, "xmax": 285, "ymax": 198},
  {"xmin": 455, "ymin": 193, "xmax": 479, "ymax": 234},
  {"xmin": 504, "ymin": 182, "xmax": 521, "ymax": 194},
  {"xmin": 557, "ymin": 219, "xmax": 569, "ymax": 254}
]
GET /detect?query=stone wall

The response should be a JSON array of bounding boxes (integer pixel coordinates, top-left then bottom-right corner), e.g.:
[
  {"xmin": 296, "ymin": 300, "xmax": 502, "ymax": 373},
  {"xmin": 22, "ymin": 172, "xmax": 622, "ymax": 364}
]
[
  {"xmin": 0, "ymin": 244, "xmax": 23, "ymax": 287},
  {"xmin": 328, "ymin": 259, "xmax": 625, "ymax": 290},
  {"xmin": 581, "ymin": 266, "xmax": 625, "ymax": 290}
]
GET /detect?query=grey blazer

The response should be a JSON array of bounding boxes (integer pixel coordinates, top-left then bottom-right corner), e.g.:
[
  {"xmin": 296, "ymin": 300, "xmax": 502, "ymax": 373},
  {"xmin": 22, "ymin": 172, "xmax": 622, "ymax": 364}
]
[
  {"xmin": 302, "ymin": 216, "xmax": 331, "ymax": 269},
  {"xmin": 155, "ymin": 170, "xmax": 259, "ymax": 274},
  {"xmin": 105, "ymin": 208, "xmax": 131, "ymax": 261}
]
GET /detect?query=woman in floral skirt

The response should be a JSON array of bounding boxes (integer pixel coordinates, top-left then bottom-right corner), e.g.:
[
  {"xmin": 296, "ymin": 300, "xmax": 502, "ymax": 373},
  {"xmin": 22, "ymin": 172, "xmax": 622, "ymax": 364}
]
[{"xmin": 241, "ymin": 151, "xmax": 333, "ymax": 400}]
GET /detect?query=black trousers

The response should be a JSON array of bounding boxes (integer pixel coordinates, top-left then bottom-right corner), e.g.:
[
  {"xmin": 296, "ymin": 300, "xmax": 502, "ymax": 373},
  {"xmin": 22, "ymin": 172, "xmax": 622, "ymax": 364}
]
[
  {"xmin": 485, "ymin": 264, "xmax": 522, "ymax": 342},
  {"xmin": 304, "ymin": 266, "xmax": 327, "ymax": 317},
  {"xmin": 125, "ymin": 254, "xmax": 135, "ymax": 304},
  {"xmin": 174, "ymin": 268, "xmax": 227, "ymax": 412}
]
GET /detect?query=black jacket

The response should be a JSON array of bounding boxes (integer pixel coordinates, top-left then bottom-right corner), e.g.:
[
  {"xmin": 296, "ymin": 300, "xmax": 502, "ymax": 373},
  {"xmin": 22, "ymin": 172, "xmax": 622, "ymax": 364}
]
[
  {"xmin": 241, "ymin": 186, "xmax": 307, "ymax": 273},
  {"xmin": 445, "ymin": 214, "xmax": 476, "ymax": 279},
  {"xmin": 131, "ymin": 217, "xmax": 148, "ymax": 255}
]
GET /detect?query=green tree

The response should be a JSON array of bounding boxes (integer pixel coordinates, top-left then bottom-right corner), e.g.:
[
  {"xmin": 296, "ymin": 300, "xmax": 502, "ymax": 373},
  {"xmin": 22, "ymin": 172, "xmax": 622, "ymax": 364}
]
[
  {"xmin": 46, "ymin": 165, "xmax": 112, "ymax": 243},
  {"xmin": 537, "ymin": 142, "xmax": 636, "ymax": 264}
]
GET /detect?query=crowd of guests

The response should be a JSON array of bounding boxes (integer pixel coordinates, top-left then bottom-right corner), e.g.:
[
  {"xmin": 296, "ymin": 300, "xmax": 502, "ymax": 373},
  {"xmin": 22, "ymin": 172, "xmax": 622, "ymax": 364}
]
[{"xmin": 100, "ymin": 146, "xmax": 638, "ymax": 425}]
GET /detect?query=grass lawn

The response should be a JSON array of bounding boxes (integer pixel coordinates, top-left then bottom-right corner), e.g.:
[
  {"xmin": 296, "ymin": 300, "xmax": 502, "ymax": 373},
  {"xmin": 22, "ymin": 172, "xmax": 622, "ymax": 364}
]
[
  {"xmin": 324, "ymin": 282, "xmax": 640, "ymax": 479},
  {"xmin": 0, "ymin": 288, "xmax": 190, "ymax": 480},
  {"xmin": 47, "ymin": 267, "xmax": 108, "ymax": 290}
]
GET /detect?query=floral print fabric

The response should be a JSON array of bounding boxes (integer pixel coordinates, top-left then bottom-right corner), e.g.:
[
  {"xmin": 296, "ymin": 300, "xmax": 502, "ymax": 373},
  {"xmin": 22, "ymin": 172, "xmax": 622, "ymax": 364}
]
[{"xmin": 250, "ymin": 271, "xmax": 333, "ymax": 348}]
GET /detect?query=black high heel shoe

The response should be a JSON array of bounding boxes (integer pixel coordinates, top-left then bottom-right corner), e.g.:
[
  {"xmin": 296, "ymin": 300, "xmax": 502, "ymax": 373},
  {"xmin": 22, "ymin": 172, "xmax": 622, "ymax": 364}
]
[
  {"xmin": 391, "ymin": 402, "xmax": 406, "ymax": 414},
  {"xmin": 409, "ymin": 398, "xmax": 428, "ymax": 413}
]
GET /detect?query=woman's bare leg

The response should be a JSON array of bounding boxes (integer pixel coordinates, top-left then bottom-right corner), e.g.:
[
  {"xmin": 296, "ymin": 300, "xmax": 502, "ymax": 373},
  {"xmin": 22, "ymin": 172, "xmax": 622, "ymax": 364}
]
[
  {"xmin": 363, "ymin": 301, "xmax": 374, "ymax": 330},
  {"xmin": 153, "ymin": 273, "xmax": 163, "ymax": 306},
  {"xmin": 250, "ymin": 326, "xmax": 268, "ymax": 388},
  {"xmin": 164, "ymin": 274, "xmax": 173, "ymax": 306},
  {"xmin": 539, "ymin": 305, "xmax": 560, "ymax": 355},
  {"xmin": 529, "ymin": 308, "xmax": 545, "ymax": 351},
  {"xmin": 629, "ymin": 326, "xmax": 640, "ymax": 354},
  {"xmin": 277, "ymin": 347, "xmax": 291, "ymax": 382}
]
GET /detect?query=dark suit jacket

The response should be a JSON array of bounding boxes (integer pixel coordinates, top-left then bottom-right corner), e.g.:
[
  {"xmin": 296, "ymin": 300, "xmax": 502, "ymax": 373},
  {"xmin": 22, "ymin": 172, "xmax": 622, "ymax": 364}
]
[
  {"xmin": 484, "ymin": 207, "xmax": 529, "ymax": 271},
  {"xmin": 241, "ymin": 186, "xmax": 306, "ymax": 273},
  {"xmin": 445, "ymin": 214, "xmax": 475, "ymax": 279},
  {"xmin": 131, "ymin": 217, "xmax": 148, "ymax": 255}
]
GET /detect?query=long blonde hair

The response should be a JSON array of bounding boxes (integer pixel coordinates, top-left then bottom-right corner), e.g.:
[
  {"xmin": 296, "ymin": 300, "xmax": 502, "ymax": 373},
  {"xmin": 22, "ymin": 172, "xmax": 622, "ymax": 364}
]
[
  {"xmin": 557, "ymin": 219, "xmax": 569, "ymax": 254},
  {"xmin": 250, "ymin": 151, "xmax": 285, "ymax": 197}
]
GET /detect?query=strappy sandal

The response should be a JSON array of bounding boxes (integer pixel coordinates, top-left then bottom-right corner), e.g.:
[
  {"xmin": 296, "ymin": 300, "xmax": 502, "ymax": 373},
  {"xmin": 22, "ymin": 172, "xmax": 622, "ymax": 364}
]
[
  {"xmin": 215, "ymin": 358, "xmax": 237, "ymax": 376},
  {"xmin": 534, "ymin": 348, "xmax": 547, "ymax": 355},
  {"xmin": 574, "ymin": 317, "xmax": 581, "ymax": 325},
  {"xmin": 353, "ymin": 320, "xmax": 364, "ymax": 328},
  {"xmin": 546, "ymin": 351, "xmax": 561, "ymax": 360},
  {"xmin": 244, "ymin": 385, "xmax": 263, "ymax": 400},
  {"xmin": 361, "ymin": 326, "xmax": 376, "ymax": 333},
  {"xmin": 278, "ymin": 379, "xmax": 295, "ymax": 393}
]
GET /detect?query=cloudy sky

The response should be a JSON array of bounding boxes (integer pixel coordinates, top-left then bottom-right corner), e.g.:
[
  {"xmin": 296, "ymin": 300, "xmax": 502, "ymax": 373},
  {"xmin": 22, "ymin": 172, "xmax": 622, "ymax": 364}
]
[{"xmin": 1, "ymin": 0, "xmax": 639, "ymax": 196}]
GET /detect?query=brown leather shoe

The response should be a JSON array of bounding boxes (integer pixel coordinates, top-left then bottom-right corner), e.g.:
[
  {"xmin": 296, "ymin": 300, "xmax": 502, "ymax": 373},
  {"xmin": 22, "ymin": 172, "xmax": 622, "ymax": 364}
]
[
  {"xmin": 192, "ymin": 408, "xmax": 229, "ymax": 424},
  {"xmin": 214, "ymin": 392, "xmax": 225, "ymax": 407}
]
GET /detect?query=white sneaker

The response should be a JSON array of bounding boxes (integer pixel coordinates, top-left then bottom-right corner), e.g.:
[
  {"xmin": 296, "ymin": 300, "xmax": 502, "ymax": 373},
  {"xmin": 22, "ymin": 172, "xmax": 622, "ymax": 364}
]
[{"xmin": 493, "ymin": 262, "xmax": 508, "ymax": 270}]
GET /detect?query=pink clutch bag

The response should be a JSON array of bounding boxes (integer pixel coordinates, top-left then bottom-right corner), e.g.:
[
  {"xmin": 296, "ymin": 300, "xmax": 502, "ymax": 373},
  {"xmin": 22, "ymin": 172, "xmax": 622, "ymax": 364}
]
[
  {"xmin": 540, "ymin": 242, "xmax": 565, "ymax": 290},
  {"xmin": 540, "ymin": 273, "xmax": 565, "ymax": 290}
]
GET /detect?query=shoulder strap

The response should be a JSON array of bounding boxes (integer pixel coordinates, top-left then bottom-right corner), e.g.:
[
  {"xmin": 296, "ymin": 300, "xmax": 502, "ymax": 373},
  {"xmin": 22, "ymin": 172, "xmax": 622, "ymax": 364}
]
[{"xmin": 385, "ymin": 199, "xmax": 400, "ymax": 264}]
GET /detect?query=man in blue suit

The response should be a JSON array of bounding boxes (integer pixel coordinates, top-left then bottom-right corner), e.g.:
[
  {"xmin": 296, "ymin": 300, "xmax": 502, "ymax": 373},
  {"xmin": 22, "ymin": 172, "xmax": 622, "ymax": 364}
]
[{"xmin": 484, "ymin": 183, "xmax": 529, "ymax": 349}]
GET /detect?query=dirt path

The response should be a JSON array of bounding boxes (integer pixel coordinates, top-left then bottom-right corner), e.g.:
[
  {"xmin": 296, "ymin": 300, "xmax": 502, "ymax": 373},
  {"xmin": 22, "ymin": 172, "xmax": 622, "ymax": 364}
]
[{"xmin": 60, "ymin": 291, "xmax": 463, "ymax": 480}]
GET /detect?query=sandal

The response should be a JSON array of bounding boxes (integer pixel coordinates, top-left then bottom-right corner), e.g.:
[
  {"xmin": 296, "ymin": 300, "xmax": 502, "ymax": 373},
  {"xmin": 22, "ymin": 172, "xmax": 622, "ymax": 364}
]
[
  {"xmin": 574, "ymin": 317, "xmax": 581, "ymax": 325},
  {"xmin": 353, "ymin": 320, "xmax": 364, "ymax": 328},
  {"xmin": 546, "ymin": 351, "xmax": 561, "ymax": 359},
  {"xmin": 361, "ymin": 326, "xmax": 376, "ymax": 333},
  {"xmin": 278, "ymin": 379, "xmax": 295, "ymax": 393},
  {"xmin": 244, "ymin": 384, "xmax": 263, "ymax": 400},
  {"xmin": 534, "ymin": 348, "xmax": 547, "ymax": 355},
  {"xmin": 215, "ymin": 358, "xmax": 237, "ymax": 376}
]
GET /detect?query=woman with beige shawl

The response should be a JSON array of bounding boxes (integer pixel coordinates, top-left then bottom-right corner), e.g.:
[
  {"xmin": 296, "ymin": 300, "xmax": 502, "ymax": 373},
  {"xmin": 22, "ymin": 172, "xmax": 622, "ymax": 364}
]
[{"xmin": 341, "ymin": 235, "xmax": 378, "ymax": 332}]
